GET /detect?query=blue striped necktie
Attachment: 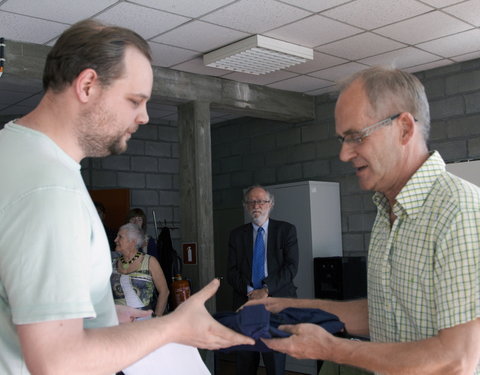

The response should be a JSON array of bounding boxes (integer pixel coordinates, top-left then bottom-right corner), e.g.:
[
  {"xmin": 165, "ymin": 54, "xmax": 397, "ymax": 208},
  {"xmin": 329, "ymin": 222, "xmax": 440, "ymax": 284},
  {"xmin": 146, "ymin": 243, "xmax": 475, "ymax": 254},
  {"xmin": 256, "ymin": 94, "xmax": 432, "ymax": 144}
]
[{"xmin": 252, "ymin": 227, "xmax": 265, "ymax": 289}]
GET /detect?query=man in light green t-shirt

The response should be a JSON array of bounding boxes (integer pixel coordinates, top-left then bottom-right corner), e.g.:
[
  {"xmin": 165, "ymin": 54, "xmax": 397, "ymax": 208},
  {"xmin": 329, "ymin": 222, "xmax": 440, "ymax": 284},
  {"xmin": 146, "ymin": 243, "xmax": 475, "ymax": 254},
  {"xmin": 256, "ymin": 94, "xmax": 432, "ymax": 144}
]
[{"xmin": 0, "ymin": 19, "xmax": 253, "ymax": 375}]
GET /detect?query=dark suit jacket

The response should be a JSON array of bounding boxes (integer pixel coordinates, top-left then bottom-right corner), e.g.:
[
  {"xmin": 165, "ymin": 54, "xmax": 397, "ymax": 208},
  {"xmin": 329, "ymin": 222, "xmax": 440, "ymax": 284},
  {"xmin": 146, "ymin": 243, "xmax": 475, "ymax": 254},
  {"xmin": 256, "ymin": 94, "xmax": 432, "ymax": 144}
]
[{"xmin": 227, "ymin": 218, "xmax": 299, "ymax": 310}]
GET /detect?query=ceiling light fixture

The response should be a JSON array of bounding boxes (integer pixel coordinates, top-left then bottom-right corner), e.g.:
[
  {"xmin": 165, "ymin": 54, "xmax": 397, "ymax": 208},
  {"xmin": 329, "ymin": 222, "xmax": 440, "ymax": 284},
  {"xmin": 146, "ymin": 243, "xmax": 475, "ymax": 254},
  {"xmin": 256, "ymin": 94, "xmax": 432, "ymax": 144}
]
[{"xmin": 203, "ymin": 35, "xmax": 313, "ymax": 75}]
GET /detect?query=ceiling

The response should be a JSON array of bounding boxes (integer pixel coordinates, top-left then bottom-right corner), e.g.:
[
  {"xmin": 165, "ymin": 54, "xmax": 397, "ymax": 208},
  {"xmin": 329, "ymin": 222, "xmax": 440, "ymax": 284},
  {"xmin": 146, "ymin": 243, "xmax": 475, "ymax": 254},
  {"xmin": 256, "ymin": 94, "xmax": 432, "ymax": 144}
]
[{"xmin": 1, "ymin": 0, "xmax": 480, "ymax": 123}]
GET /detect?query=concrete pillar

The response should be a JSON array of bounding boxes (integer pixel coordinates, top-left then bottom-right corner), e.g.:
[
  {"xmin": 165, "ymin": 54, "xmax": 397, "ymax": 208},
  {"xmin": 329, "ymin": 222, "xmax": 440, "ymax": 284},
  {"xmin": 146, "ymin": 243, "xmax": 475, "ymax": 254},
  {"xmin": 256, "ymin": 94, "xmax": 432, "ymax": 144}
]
[{"xmin": 177, "ymin": 101, "xmax": 215, "ymax": 312}]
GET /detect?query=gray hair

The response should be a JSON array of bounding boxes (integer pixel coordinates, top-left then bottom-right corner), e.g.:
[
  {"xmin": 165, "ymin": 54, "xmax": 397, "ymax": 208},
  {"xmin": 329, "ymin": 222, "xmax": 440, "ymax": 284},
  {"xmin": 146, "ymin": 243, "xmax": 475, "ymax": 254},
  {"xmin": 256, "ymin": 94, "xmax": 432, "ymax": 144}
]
[
  {"xmin": 339, "ymin": 66, "xmax": 430, "ymax": 142},
  {"xmin": 243, "ymin": 185, "xmax": 275, "ymax": 206},
  {"xmin": 119, "ymin": 223, "xmax": 144, "ymax": 248}
]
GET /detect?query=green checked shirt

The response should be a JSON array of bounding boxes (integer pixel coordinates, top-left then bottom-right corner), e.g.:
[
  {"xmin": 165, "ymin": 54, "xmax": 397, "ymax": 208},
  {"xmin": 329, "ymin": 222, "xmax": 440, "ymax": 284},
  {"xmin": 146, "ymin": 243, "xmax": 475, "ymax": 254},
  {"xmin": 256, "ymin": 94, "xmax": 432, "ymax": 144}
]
[{"xmin": 368, "ymin": 151, "xmax": 480, "ymax": 374}]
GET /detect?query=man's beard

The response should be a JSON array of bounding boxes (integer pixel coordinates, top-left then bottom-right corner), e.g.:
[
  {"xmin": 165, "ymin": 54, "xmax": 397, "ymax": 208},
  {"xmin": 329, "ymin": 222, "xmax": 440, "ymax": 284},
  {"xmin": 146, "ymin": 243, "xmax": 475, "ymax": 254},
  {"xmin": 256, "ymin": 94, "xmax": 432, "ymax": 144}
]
[
  {"xmin": 251, "ymin": 211, "xmax": 268, "ymax": 225},
  {"xmin": 76, "ymin": 104, "xmax": 128, "ymax": 157}
]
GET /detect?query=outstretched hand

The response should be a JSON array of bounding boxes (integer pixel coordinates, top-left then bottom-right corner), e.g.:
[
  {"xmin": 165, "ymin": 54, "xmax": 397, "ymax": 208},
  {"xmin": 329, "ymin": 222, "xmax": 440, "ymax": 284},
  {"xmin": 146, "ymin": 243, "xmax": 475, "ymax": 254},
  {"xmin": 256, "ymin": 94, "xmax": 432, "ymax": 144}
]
[
  {"xmin": 247, "ymin": 287, "xmax": 268, "ymax": 301},
  {"xmin": 262, "ymin": 323, "xmax": 337, "ymax": 360},
  {"xmin": 166, "ymin": 278, "xmax": 255, "ymax": 350}
]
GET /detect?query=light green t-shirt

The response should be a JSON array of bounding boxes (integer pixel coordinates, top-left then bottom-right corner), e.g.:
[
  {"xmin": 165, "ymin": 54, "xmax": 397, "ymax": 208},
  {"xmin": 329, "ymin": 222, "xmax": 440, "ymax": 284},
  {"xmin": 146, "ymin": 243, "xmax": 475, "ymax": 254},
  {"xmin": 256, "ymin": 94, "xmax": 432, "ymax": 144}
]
[{"xmin": 0, "ymin": 122, "xmax": 118, "ymax": 374}]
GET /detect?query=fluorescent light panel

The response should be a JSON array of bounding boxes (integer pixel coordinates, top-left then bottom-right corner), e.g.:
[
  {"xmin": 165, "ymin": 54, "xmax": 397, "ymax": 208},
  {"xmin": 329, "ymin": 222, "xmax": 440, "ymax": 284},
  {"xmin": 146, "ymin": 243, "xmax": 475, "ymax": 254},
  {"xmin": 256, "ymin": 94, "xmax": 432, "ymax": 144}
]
[{"xmin": 204, "ymin": 35, "xmax": 313, "ymax": 75}]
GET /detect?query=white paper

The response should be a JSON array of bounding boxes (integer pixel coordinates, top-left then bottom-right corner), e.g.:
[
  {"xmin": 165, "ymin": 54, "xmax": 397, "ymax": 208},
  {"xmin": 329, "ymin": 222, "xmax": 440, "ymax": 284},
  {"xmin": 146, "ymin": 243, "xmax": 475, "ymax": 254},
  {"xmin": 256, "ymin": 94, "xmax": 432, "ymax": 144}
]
[{"xmin": 122, "ymin": 343, "xmax": 211, "ymax": 375}]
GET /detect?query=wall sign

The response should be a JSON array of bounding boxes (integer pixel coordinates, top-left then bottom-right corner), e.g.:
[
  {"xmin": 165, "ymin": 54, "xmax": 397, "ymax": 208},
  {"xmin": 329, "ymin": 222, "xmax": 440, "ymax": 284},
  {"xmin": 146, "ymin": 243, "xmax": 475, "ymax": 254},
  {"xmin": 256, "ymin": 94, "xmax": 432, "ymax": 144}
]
[{"xmin": 182, "ymin": 242, "xmax": 197, "ymax": 265}]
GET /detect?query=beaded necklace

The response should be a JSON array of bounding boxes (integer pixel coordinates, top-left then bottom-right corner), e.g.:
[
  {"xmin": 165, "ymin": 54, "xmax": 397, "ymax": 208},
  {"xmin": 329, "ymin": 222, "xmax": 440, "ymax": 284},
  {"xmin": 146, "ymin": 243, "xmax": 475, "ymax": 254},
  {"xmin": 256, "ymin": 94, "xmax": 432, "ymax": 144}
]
[{"xmin": 119, "ymin": 251, "xmax": 142, "ymax": 270}]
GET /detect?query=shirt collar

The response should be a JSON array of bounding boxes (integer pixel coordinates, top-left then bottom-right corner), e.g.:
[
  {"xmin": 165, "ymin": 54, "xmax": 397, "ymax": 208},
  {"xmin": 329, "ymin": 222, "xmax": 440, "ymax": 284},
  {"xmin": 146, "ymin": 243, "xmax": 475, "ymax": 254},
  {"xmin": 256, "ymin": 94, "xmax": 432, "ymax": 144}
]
[
  {"xmin": 253, "ymin": 219, "xmax": 269, "ymax": 232},
  {"xmin": 373, "ymin": 151, "xmax": 446, "ymax": 217}
]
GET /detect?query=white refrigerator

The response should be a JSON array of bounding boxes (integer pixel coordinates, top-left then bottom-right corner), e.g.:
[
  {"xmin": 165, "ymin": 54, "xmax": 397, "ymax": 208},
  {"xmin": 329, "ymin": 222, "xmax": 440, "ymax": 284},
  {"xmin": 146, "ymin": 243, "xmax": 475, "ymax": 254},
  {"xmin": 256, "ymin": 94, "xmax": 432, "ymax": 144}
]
[{"xmin": 246, "ymin": 180, "xmax": 343, "ymax": 375}]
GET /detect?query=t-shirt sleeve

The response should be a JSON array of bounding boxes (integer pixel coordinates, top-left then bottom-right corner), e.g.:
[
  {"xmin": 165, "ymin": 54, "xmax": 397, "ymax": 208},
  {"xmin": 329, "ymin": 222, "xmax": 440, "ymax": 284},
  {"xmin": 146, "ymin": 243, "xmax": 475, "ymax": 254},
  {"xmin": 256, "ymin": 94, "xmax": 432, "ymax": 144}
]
[{"xmin": 2, "ymin": 187, "xmax": 96, "ymax": 324}]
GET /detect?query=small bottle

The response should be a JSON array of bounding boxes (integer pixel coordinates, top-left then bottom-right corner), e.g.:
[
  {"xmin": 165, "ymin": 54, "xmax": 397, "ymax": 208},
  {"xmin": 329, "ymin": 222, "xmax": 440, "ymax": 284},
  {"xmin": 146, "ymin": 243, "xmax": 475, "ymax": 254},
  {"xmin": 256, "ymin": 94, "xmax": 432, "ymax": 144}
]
[{"xmin": 171, "ymin": 274, "xmax": 190, "ymax": 308}]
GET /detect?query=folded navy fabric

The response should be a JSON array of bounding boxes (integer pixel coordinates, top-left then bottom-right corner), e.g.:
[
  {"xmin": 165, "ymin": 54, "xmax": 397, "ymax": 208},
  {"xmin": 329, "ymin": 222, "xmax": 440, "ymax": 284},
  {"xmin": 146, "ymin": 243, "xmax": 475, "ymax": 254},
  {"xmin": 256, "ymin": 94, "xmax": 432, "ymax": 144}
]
[{"xmin": 214, "ymin": 304, "xmax": 344, "ymax": 352}]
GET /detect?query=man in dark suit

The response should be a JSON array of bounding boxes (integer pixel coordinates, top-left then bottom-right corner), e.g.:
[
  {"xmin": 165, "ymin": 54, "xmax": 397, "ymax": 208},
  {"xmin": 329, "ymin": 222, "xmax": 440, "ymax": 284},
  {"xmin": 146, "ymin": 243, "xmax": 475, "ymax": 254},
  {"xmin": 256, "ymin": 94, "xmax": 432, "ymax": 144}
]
[{"xmin": 227, "ymin": 185, "xmax": 299, "ymax": 375}]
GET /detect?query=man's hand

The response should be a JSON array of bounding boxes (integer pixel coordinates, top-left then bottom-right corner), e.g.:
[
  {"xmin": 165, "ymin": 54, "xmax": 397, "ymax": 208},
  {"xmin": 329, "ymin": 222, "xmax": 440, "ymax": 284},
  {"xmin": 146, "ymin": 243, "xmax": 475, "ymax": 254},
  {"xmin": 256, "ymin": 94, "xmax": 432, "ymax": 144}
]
[
  {"xmin": 262, "ymin": 323, "xmax": 337, "ymax": 360},
  {"xmin": 115, "ymin": 305, "xmax": 152, "ymax": 323},
  {"xmin": 247, "ymin": 287, "xmax": 268, "ymax": 300},
  {"xmin": 165, "ymin": 278, "xmax": 255, "ymax": 350}
]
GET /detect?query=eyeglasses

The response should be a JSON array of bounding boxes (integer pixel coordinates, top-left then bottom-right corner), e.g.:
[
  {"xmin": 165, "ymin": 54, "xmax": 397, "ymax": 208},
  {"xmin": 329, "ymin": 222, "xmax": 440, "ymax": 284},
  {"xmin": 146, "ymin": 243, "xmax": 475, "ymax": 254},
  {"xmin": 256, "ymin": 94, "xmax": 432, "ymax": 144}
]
[
  {"xmin": 337, "ymin": 113, "xmax": 401, "ymax": 145},
  {"xmin": 244, "ymin": 200, "xmax": 271, "ymax": 207}
]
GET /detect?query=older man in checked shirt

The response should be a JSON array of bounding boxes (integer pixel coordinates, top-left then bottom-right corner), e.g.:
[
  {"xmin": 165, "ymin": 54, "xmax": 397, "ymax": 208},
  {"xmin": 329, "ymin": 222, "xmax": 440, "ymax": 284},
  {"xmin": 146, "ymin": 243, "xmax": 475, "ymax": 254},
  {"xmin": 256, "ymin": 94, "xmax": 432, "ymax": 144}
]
[{"xmin": 245, "ymin": 67, "xmax": 480, "ymax": 375}]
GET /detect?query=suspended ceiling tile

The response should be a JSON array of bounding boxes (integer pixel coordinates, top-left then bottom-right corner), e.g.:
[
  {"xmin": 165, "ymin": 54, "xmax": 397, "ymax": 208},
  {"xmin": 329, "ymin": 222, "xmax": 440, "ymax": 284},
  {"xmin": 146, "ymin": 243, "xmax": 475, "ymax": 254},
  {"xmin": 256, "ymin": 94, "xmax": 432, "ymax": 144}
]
[
  {"xmin": 266, "ymin": 14, "xmax": 361, "ymax": 48},
  {"xmin": 201, "ymin": 0, "xmax": 311, "ymax": 34},
  {"xmin": 322, "ymin": 0, "xmax": 432, "ymax": 29},
  {"xmin": 359, "ymin": 47, "xmax": 440, "ymax": 69},
  {"xmin": 319, "ymin": 32, "xmax": 405, "ymax": 60},
  {"xmin": 0, "ymin": 0, "xmax": 117, "ymax": 24},
  {"xmin": 285, "ymin": 52, "xmax": 347, "ymax": 74},
  {"xmin": 376, "ymin": 11, "xmax": 472, "ymax": 44},
  {"xmin": 1, "ymin": 0, "xmax": 480, "ymax": 101},
  {"xmin": 279, "ymin": 0, "xmax": 351, "ymax": 12},
  {"xmin": 152, "ymin": 21, "xmax": 248, "ymax": 52},
  {"xmin": 94, "ymin": 2, "xmax": 189, "ymax": 40},
  {"xmin": 268, "ymin": 75, "xmax": 333, "ymax": 92},
  {"xmin": 128, "ymin": 0, "xmax": 236, "ymax": 18},
  {"xmin": 0, "ymin": 11, "xmax": 67, "ymax": 44},
  {"xmin": 417, "ymin": 29, "xmax": 480, "ymax": 58},
  {"xmin": 443, "ymin": 0, "xmax": 480, "ymax": 27},
  {"xmin": 419, "ymin": 0, "xmax": 466, "ymax": 8},
  {"xmin": 149, "ymin": 42, "xmax": 198, "ymax": 67},
  {"xmin": 451, "ymin": 51, "xmax": 480, "ymax": 63},
  {"xmin": 310, "ymin": 62, "xmax": 370, "ymax": 82}
]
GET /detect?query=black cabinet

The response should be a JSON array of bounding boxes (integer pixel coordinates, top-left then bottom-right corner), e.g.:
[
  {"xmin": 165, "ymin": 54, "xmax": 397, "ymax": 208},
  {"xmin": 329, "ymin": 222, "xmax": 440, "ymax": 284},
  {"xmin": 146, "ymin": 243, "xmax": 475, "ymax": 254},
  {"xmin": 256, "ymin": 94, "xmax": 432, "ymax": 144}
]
[{"xmin": 313, "ymin": 257, "xmax": 367, "ymax": 300}]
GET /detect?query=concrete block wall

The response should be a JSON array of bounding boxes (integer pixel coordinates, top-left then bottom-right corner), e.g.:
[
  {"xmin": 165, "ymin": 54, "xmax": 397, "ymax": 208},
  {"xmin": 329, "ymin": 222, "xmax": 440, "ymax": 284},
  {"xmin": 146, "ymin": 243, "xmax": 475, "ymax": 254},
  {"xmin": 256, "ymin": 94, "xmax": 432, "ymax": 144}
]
[
  {"xmin": 82, "ymin": 120, "xmax": 180, "ymax": 244},
  {"xmin": 423, "ymin": 58, "xmax": 480, "ymax": 161},
  {"xmin": 212, "ymin": 57, "xmax": 480, "ymax": 260},
  {"xmin": 3, "ymin": 58, "xmax": 480, "ymax": 311},
  {"xmin": 5, "ymin": 57, "xmax": 479, "ymax": 275}
]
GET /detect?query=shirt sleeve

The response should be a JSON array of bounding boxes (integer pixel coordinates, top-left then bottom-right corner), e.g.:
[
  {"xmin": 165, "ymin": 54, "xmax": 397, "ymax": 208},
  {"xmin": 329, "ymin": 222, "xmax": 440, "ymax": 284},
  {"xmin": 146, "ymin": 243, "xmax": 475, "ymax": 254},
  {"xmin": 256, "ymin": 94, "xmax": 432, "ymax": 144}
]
[
  {"xmin": 2, "ymin": 187, "xmax": 96, "ymax": 324},
  {"xmin": 435, "ymin": 210, "xmax": 480, "ymax": 329}
]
